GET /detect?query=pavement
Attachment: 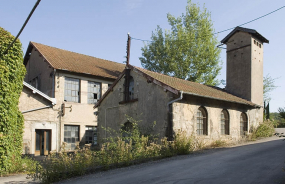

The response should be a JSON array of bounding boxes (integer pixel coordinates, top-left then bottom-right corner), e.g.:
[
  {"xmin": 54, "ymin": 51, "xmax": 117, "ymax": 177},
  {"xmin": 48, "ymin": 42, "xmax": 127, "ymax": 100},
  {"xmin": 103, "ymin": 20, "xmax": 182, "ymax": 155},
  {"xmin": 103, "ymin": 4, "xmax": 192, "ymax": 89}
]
[
  {"xmin": 57, "ymin": 136, "xmax": 285, "ymax": 184},
  {"xmin": 0, "ymin": 136, "xmax": 285, "ymax": 184}
]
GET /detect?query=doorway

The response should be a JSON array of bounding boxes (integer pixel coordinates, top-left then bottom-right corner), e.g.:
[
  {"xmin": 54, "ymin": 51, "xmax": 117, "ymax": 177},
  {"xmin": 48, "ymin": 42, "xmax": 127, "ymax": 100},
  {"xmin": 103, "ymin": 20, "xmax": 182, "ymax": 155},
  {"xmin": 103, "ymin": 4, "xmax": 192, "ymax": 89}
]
[{"xmin": 35, "ymin": 129, "xmax": 51, "ymax": 156}]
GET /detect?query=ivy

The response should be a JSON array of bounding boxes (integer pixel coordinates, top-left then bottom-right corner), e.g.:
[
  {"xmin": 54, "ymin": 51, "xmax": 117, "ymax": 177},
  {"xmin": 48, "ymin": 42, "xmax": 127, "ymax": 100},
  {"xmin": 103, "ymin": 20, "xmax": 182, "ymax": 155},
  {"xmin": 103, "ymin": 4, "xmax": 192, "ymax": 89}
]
[{"xmin": 0, "ymin": 27, "xmax": 26, "ymax": 175}]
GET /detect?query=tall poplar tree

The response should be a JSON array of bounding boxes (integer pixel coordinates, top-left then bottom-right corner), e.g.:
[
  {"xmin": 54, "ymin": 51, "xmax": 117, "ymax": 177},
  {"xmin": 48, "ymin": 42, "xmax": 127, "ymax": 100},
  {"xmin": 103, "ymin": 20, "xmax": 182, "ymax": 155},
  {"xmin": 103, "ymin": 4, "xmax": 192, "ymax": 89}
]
[{"xmin": 140, "ymin": 0, "xmax": 221, "ymax": 85}]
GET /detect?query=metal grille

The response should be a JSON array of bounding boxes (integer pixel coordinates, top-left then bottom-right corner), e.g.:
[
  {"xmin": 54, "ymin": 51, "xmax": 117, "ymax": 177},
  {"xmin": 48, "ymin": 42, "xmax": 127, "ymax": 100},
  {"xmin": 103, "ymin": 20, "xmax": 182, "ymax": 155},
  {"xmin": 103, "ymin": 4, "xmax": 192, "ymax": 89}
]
[
  {"xmin": 221, "ymin": 110, "xmax": 229, "ymax": 135},
  {"xmin": 87, "ymin": 81, "xmax": 101, "ymax": 104},
  {"xmin": 221, "ymin": 112, "xmax": 225, "ymax": 135},
  {"xmin": 64, "ymin": 125, "xmax": 79, "ymax": 150},
  {"xmin": 64, "ymin": 77, "xmax": 80, "ymax": 102},
  {"xmin": 240, "ymin": 113, "xmax": 248, "ymax": 135},
  {"xmin": 197, "ymin": 107, "xmax": 207, "ymax": 135}
]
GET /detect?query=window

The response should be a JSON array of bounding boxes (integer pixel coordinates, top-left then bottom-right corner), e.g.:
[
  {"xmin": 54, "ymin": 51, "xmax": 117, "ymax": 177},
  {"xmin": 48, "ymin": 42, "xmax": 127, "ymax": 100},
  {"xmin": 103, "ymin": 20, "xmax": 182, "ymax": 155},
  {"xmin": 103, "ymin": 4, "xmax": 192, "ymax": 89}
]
[
  {"xmin": 221, "ymin": 110, "xmax": 230, "ymax": 135},
  {"xmin": 88, "ymin": 81, "xmax": 101, "ymax": 104},
  {"xmin": 197, "ymin": 107, "xmax": 207, "ymax": 135},
  {"xmin": 240, "ymin": 113, "xmax": 248, "ymax": 135},
  {"xmin": 64, "ymin": 125, "xmax": 79, "ymax": 150},
  {"xmin": 85, "ymin": 126, "xmax": 97, "ymax": 145},
  {"xmin": 129, "ymin": 77, "xmax": 134, "ymax": 100},
  {"xmin": 64, "ymin": 77, "xmax": 80, "ymax": 102}
]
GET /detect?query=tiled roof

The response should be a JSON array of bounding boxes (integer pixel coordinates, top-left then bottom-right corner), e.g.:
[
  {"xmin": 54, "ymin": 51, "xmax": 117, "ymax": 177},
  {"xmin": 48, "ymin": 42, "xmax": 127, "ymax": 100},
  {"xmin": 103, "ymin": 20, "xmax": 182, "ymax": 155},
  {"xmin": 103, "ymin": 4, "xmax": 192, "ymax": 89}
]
[
  {"xmin": 131, "ymin": 65, "xmax": 257, "ymax": 107},
  {"xmin": 24, "ymin": 42, "xmax": 125, "ymax": 79},
  {"xmin": 95, "ymin": 64, "xmax": 258, "ymax": 108}
]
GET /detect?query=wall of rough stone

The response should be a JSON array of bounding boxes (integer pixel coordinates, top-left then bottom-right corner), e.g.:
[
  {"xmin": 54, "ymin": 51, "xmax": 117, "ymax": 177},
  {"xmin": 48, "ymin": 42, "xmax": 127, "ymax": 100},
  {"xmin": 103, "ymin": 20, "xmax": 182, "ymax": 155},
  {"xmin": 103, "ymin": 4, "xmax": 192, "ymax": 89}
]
[
  {"xmin": 172, "ymin": 95, "xmax": 263, "ymax": 145},
  {"xmin": 98, "ymin": 69, "xmax": 173, "ymax": 143}
]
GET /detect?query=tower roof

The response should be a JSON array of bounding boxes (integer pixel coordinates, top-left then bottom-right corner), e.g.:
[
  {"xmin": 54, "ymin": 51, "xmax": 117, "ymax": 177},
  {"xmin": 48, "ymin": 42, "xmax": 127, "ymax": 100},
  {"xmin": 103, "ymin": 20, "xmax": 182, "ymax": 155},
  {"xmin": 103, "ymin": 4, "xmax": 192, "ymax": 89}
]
[{"xmin": 221, "ymin": 26, "xmax": 269, "ymax": 44}]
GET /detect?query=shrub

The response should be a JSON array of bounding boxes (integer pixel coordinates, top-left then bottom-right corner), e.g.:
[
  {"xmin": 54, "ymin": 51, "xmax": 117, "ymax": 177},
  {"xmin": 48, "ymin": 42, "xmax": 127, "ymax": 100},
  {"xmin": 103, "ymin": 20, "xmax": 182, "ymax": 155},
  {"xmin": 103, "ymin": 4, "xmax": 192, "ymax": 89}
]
[
  {"xmin": 252, "ymin": 120, "xmax": 275, "ymax": 139},
  {"xmin": 0, "ymin": 27, "xmax": 26, "ymax": 175},
  {"xmin": 210, "ymin": 140, "xmax": 227, "ymax": 148},
  {"xmin": 172, "ymin": 131, "xmax": 194, "ymax": 155}
]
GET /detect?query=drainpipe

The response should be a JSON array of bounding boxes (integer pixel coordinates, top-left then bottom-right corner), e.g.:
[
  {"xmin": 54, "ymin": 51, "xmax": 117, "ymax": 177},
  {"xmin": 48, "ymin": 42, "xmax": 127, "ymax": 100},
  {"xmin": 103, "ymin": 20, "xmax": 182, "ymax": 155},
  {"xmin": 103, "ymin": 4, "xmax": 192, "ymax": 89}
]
[
  {"xmin": 52, "ymin": 69, "xmax": 56, "ymax": 98},
  {"xmin": 167, "ymin": 91, "xmax": 183, "ymax": 141},
  {"xmin": 21, "ymin": 105, "xmax": 52, "ymax": 113}
]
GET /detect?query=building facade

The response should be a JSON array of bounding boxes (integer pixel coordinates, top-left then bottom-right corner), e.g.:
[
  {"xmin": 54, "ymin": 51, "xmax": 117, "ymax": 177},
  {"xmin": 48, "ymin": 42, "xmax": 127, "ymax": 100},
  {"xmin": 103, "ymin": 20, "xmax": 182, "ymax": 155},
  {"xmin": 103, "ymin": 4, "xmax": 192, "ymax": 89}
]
[
  {"xmin": 20, "ymin": 42, "xmax": 125, "ymax": 155},
  {"xmin": 95, "ymin": 27, "xmax": 269, "ymax": 145}
]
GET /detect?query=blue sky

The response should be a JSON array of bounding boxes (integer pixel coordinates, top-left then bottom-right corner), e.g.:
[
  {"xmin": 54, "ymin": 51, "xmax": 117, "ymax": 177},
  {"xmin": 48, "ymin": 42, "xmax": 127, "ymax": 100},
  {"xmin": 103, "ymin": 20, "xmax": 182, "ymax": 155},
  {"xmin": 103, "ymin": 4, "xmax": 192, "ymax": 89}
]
[{"xmin": 1, "ymin": 0, "xmax": 284, "ymax": 112}]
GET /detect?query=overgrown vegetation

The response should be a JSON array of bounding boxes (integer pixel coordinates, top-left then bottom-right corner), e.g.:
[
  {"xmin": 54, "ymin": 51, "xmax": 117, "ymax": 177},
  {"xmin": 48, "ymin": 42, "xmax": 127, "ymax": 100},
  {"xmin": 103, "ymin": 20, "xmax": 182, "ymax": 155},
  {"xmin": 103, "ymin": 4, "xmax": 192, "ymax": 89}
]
[
  {"xmin": 249, "ymin": 120, "xmax": 275, "ymax": 140},
  {"xmin": 27, "ymin": 118, "xmax": 277, "ymax": 183},
  {"xmin": 0, "ymin": 27, "xmax": 26, "ymax": 175},
  {"xmin": 28, "ymin": 120, "xmax": 205, "ymax": 183}
]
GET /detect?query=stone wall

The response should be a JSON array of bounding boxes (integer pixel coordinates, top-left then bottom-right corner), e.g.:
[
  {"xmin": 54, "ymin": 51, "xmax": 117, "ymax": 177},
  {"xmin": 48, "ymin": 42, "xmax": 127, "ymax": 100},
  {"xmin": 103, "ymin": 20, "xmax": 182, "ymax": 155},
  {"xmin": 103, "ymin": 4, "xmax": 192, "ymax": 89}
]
[
  {"xmin": 172, "ymin": 95, "xmax": 263, "ymax": 145},
  {"xmin": 98, "ymin": 69, "xmax": 173, "ymax": 143}
]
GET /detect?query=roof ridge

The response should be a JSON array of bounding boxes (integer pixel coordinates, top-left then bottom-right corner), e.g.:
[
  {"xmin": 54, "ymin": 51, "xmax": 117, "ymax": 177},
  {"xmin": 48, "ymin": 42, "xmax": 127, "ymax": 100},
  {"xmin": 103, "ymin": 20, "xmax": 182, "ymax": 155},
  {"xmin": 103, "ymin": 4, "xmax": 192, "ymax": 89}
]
[
  {"xmin": 133, "ymin": 65, "xmax": 209, "ymax": 87},
  {"xmin": 130, "ymin": 65, "xmax": 256, "ymax": 107},
  {"xmin": 30, "ymin": 41, "xmax": 125, "ymax": 66}
]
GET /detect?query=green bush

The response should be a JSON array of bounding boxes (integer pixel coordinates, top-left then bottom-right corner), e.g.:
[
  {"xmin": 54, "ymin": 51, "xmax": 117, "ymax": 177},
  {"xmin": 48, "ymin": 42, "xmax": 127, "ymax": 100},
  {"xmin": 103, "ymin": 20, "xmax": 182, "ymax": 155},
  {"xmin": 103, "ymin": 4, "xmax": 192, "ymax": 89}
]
[
  {"xmin": 172, "ymin": 131, "xmax": 194, "ymax": 155},
  {"xmin": 0, "ymin": 27, "xmax": 26, "ymax": 175},
  {"xmin": 252, "ymin": 120, "xmax": 275, "ymax": 139}
]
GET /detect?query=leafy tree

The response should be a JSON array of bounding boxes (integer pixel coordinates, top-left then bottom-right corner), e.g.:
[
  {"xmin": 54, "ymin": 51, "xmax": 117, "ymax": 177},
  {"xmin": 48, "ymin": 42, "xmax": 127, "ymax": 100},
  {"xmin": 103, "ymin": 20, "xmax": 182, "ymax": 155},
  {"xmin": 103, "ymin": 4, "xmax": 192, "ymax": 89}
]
[
  {"xmin": 279, "ymin": 107, "xmax": 285, "ymax": 119},
  {"xmin": 263, "ymin": 74, "xmax": 278, "ymax": 103},
  {"xmin": 0, "ymin": 27, "xmax": 26, "ymax": 175},
  {"xmin": 139, "ymin": 0, "xmax": 222, "ymax": 85}
]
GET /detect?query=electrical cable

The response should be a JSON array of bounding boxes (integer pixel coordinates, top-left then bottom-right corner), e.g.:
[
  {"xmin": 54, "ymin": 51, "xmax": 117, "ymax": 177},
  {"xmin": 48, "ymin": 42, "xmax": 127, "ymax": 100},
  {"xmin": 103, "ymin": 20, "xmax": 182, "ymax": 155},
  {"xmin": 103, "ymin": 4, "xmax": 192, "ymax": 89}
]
[
  {"xmin": 131, "ymin": 5, "xmax": 285, "ymax": 43},
  {"xmin": 1, "ymin": 0, "xmax": 41, "ymax": 57}
]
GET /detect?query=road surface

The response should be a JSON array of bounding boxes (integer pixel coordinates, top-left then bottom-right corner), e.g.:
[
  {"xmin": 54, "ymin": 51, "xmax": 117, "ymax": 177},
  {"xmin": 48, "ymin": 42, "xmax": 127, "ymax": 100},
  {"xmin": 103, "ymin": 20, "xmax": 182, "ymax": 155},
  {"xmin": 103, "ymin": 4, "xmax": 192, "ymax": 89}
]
[{"xmin": 57, "ymin": 137, "xmax": 285, "ymax": 184}]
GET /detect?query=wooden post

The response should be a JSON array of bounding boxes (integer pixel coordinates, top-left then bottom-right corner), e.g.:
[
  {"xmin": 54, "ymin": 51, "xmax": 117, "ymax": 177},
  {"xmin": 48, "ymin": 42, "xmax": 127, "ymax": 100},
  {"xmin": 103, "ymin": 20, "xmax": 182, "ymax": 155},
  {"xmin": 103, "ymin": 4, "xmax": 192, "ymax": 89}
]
[{"xmin": 126, "ymin": 33, "xmax": 131, "ymax": 66}]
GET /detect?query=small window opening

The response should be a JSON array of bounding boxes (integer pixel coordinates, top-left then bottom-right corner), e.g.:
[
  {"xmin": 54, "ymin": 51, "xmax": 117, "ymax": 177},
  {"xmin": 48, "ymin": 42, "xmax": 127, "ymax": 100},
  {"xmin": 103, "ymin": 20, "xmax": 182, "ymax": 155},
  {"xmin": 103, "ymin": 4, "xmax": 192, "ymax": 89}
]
[{"xmin": 93, "ymin": 93, "xmax": 98, "ymax": 99}]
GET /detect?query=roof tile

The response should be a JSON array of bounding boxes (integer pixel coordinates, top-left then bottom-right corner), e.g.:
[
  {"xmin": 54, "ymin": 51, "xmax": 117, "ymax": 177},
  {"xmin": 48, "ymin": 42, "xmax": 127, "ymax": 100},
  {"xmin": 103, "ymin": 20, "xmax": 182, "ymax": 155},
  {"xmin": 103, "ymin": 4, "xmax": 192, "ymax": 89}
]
[{"xmin": 30, "ymin": 42, "xmax": 125, "ymax": 79}]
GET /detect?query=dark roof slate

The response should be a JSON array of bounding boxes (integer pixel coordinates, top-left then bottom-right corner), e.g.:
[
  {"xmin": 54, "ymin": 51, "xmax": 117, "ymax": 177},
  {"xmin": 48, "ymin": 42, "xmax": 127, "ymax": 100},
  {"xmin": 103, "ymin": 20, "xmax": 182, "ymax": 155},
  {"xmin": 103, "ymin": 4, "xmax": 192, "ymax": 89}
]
[{"xmin": 221, "ymin": 26, "xmax": 269, "ymax": 44}]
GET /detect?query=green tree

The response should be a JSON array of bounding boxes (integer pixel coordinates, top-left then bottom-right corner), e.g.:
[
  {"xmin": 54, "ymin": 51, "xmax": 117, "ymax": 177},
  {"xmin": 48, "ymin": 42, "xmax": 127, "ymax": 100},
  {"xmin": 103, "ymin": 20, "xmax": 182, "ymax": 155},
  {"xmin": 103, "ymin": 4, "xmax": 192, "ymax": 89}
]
[
  {"xmin": 0, "ymin": 27, "xmax": 26, "ymax": 175},
  {"xmin": 263, "ymin": 74, "xmax": 278, "ymax": 103},
  {"xmin": 279, "ymin": 107, "xmax": 285, "ymax": 119},
  {"xmin": 139, "ymin": 0, "xmax": 221, "ymax": 85}
]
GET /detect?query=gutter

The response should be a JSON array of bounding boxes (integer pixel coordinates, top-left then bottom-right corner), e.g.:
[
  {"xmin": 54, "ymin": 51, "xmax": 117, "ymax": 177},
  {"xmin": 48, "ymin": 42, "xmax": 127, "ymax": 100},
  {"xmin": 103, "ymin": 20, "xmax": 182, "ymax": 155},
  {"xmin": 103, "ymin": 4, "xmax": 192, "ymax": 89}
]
[
  {"xmin": 21, "ymin": 105, "xmax": 53, "ymax": 114},
  {"xmin": 182, "ymin": 91, "xmax": 260, "ymax": 108},
  {"xmin": 167, "ymin": 91, "xmax": 183, "ymax": 140}
]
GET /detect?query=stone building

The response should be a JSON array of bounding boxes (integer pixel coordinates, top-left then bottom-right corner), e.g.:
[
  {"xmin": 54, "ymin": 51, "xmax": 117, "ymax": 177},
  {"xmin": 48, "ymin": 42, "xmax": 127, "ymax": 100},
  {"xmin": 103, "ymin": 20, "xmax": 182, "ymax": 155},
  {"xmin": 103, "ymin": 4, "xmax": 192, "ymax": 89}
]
[
  {"xmin": 20, "ymin": 42, "xmax": 125, "ymax": 155},
  {"xmin": 95, "ymin": 27, "xmax": 269, "ymax": 144}
]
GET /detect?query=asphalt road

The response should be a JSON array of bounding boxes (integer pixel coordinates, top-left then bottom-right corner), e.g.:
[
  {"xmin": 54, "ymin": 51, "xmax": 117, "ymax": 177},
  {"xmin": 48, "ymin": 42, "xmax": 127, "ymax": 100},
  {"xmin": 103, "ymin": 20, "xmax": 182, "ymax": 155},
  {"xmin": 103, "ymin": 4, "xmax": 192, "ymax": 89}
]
[{"xmin": 56, "ymin": 137, "xmax": 285, "ymax": 184}]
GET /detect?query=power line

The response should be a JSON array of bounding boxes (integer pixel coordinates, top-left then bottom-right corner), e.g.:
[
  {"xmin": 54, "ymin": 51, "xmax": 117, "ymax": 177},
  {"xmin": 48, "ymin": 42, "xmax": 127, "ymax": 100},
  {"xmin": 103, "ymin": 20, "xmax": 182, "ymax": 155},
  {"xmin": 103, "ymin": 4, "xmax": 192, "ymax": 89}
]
[
  {"xmin": 215, "ymin": 5, "xmax": 285, "ymax": 34},
  {"xmin": 1, "ymin": 0, "xmax": 41, "ymax": 56},
  {"xmin": 132, "ymin": 5, "xmax": 285, "ymax": 43}
]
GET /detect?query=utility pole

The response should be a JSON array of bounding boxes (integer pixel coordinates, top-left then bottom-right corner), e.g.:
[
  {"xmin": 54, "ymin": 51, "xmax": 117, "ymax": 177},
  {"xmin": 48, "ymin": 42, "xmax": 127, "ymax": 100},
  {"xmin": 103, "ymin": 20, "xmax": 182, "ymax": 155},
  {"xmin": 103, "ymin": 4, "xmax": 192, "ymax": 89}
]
[{"xmin": 126, "ymin": 33, "xmax": 131, "ymax": 66}]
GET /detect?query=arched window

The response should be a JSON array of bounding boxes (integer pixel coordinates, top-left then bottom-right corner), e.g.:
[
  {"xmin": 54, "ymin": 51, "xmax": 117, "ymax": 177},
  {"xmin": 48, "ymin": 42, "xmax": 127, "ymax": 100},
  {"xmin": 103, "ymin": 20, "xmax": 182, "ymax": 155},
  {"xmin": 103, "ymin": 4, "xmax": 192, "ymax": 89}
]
[
  {"xmin": 240, "ymin": 113, "xmax": 248, "ymax": 135},
  {"xmin": 197, "ymin": 107, "xmax": 207, "ymax": 135},
  {"xmin": 221, "ymin": 110, "xmax": 230, "ymax": 135}
]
